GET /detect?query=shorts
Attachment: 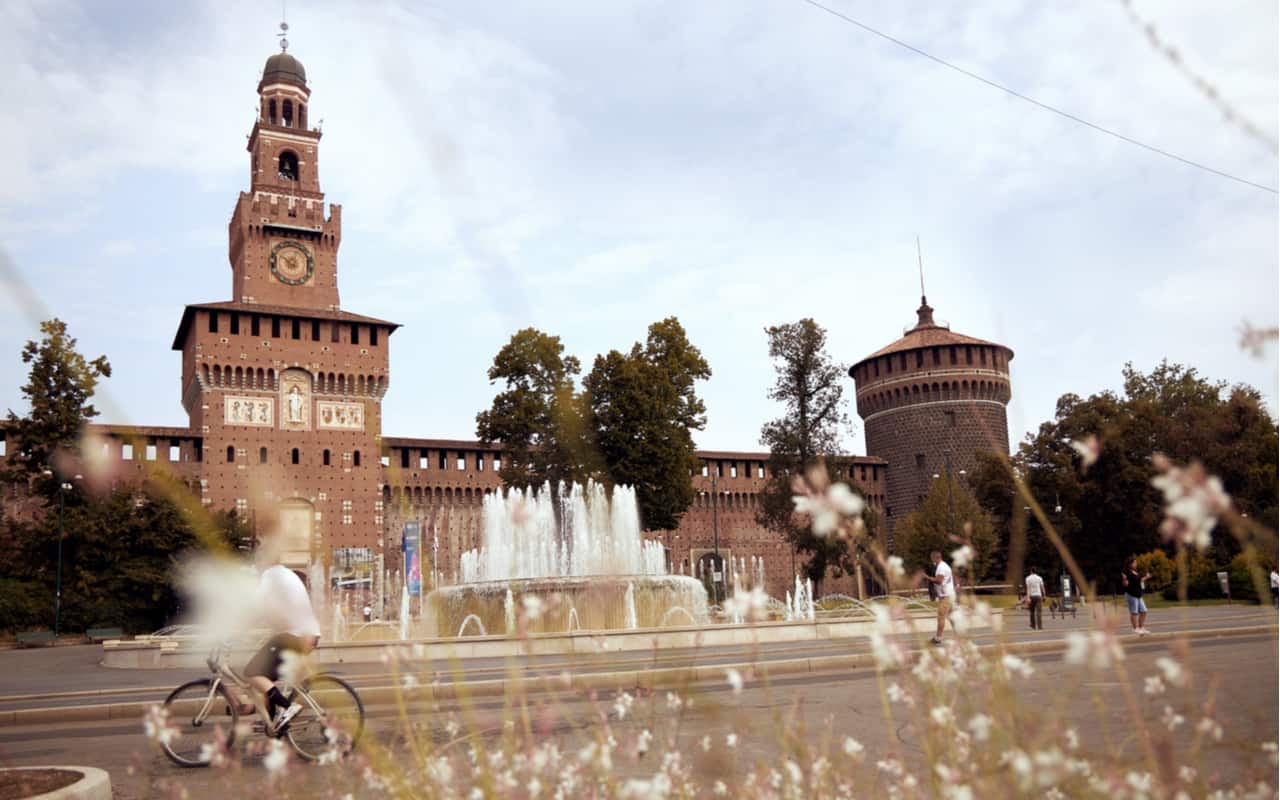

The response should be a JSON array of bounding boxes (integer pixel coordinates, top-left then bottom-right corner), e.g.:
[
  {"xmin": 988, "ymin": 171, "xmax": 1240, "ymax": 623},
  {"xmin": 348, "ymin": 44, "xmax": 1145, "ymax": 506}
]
[
  {"xmin": 1125, "ymin": 594, "xmax": 1148, "ymax": 615},
  {"xmin": 244, "ymin": 633, "xmax": 316, "ymax": 682},
  {"xmin": 936, "ymin": 596, "xmax": 953, "ymax": 623}
]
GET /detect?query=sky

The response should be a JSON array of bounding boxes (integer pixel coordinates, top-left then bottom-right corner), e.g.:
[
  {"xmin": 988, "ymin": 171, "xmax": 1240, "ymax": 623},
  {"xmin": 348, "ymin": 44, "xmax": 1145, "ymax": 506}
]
[{"xmin": 0, "ymin": 0, "xmax": 1276, "ymax": 458}]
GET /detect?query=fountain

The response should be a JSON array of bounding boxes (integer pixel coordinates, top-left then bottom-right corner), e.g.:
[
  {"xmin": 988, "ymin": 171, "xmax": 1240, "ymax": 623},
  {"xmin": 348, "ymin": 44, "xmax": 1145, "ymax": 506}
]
[{"xmin": 424, "ymin": 481, "xmax": 709, "ymax": 636}]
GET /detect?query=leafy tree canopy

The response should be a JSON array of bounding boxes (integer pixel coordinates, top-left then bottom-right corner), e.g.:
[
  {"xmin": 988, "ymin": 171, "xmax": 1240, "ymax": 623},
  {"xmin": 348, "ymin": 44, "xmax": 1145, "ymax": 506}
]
[
  {"xmin": 755, "ymin": 319, "xmax": 858, "ymax": 590},
  {"xmin": 584, "ymin": 318, "xmax": 710, "ymax": 531},
  {"xmin": 970, "ymin": 361, "xmax": 1278, "ymax": 592},
  {"xmin": 898, "ymin": 473, "xmax": 997, "ymax": 580},
  {"xmin": 4, "ymin": 319, "xmax": 111, "ymax": 502}
]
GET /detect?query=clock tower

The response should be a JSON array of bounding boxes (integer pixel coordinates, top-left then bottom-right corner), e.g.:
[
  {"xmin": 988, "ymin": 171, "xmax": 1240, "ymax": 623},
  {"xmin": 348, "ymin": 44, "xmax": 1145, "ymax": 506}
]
[
  {"xmin": 228, "ymin": 41, "xmax": 341, "ymax": 310},
  {"xmin": 172, "ymin": 36, "xmax": 397, "ymax": 569}
]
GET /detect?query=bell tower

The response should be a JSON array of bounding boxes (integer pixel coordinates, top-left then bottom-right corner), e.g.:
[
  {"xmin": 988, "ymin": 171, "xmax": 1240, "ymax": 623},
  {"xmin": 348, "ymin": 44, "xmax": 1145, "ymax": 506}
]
[{"xmin": 228, "ymin": 28, "xmax": 342, "ymax": 310}]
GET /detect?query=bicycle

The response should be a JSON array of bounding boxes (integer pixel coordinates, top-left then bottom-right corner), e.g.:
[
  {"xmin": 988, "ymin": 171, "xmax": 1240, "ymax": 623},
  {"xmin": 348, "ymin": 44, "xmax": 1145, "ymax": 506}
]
[{"xmin": 158, "ymin": 641, "xmax": 364, "ymax": 767}]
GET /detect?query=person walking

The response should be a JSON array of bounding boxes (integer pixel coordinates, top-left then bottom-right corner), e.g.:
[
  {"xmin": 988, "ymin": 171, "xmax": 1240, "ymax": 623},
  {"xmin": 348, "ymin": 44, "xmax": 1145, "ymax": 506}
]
[
  {"xmin": 926, "ymin": 551, "xmax": 956, "ymax": 645},
  {"xmin": 1120, "ymin": 556, "xmax": 1151, "ymax": 636},
  {"xmin": 1269, "ymin": 568, "xmax": 1278, "ymax": 608},
  {"xmin": 1025, "ymin": 567, "xmax": 1046, "ymax": 630}
]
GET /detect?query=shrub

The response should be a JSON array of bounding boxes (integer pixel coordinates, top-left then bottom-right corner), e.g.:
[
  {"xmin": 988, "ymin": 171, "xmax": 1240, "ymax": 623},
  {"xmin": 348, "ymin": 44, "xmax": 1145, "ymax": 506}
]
[
  {"xmin": 0, "ymin": 579, "xmax": 53, "ymax": 633},
  {"xmin": 1135, "ymin": 549, "xmax": 1175, "ymax": 593}
]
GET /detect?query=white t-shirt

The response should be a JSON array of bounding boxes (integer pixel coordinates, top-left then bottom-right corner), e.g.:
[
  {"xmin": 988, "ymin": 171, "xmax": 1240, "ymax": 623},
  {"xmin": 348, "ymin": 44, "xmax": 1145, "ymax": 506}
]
[
  {"xmin": 1025, "ymin": 574, "xmax": 1045, "ymax": 598},
  {"xmin": 934, "ymin": 561, "xmax": 956, "ymax": 599},
  {"xmin": 1271, "ymin": 570, "xmax": 1279, "ymax": 589},
  {"xmin": 257, "ymin": 564, "xmax": 321, "ymax": 638}
]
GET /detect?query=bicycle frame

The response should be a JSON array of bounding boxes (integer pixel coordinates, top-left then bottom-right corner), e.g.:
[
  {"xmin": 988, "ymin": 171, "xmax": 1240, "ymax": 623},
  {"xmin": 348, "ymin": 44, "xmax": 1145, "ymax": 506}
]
[{"xmin": 201, "ymin": 643, "xmax": 317, "ymax": 730}]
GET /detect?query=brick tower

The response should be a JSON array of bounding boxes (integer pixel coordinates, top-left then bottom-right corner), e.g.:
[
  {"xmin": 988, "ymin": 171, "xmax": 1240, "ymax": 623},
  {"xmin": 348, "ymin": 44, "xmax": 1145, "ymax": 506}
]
[
  {"xmin": 849, "ymin": 297, "xmax": 1013, "ymax": 540},
  {"xmin": 171, "ymin": 41, "xmax": 399, "ymax": 568}
]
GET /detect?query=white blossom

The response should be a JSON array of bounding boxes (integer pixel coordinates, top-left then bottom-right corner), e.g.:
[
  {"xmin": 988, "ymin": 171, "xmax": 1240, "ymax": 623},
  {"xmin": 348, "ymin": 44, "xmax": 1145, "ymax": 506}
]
[
  {"xmin": 522, "ymin": 594, "xmax": 544, "ymax": 621},
  {"xmin": 1196, "ymin": 717, "xmax": 1224, "ymax": 741},
  {"xmin": 1064, "ymin": 631, "xmax": 1124, "ymax": 670},
  {"xmin": 1151, "ymin": 455, "xmax": 1231, "ymax": 551},
  {"xmin": 725, "ymin": 668, "xmax": 744, "ymax": 695},
  {"xmin": 1070, "ymin": 435, "xmax": 1100, "ymax": 469},
  {"xmin": 887, "ymin": 555, "xmax": 906, "ymax": 580},
  {"xmin": 1144, "ymin": 676, "xmax": 1166, "ymax": 696},
  {"xmin": 967, "ymin": 714, "xmax": 993, "ymax": 742},
  {"xmin": 613, "ymin": 692, "xmax": 635, "ymax": 720},
  {"xmin": 1155, "ymin": 656, "xmax": 1188, "ymax": 688},
  {"xmin": 263, "ymin": 739, "xmax": 289, "ymax": 774},
  {"xmin": 1001, "ymin": 653, "xmax": 1034, "ymax": 679},
  {"xmin": 843, "ymin": 737, "xmax": 865, "ymax": 760},
  {"xmin": 1162, "ymin": 705, "xmax": 1185, "ymax": 731},
  {"xmin": 793, "ymin": 482, "xmax": 864, "ymax": 537},
  {"xmin": 726, "ymin": 733, "xmax": 738, "ymax": 749},
  {"xmin": 951, "ymin": 545, "xmax": 975, "ymax": 569},
  {"xmin": 635, "ymin": 729, "xmax": 652, "ymax": 758}
]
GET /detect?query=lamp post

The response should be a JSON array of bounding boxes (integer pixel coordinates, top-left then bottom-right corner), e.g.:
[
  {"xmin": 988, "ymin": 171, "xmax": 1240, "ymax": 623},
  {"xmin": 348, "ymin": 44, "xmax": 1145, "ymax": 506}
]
[
  {"xmin": 42, "ymin": 469, "xmax": 77, "ymax": 638},
  {"xmin": 931, "ymin": 450, "xmax": 967, "ymax": 540}
]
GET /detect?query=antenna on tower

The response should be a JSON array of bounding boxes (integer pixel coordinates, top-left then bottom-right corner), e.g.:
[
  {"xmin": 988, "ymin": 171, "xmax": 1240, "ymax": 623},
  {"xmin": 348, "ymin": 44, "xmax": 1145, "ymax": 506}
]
[
  {"xmin": 277, "ymin": 1, "xmax": 289, "ymax": 52},
  {"xmin": 916, "ymin": 235, "xmax": 927, "ymax": 305}
]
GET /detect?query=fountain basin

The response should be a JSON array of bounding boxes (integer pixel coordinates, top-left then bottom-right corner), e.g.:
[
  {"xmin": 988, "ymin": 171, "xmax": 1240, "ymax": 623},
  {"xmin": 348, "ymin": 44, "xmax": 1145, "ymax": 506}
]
[{"xmin": 424, "ymin": 575, "xmax": 709, "ymax": 637}]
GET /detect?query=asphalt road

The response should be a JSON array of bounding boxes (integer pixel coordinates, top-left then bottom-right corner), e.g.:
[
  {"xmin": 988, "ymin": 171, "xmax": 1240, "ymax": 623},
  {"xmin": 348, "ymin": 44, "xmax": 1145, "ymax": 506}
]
[{"xmin": 0, "ymin": 606, "xmax": 1274, "ymax": 798}]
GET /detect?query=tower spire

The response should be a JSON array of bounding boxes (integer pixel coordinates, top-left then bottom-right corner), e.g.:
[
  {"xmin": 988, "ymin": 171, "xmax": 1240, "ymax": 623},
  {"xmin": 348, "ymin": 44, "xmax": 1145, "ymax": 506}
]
[{"xmin": 914, "ymin": 236, "xmax": 935, "ymax": 328}]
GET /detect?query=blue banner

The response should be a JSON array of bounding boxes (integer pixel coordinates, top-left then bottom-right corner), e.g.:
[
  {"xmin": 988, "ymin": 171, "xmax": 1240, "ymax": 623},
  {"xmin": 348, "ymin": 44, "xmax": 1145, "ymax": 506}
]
[{"xmin": 403, "ymin": 521, "xmax": 422, "ymax": 596}]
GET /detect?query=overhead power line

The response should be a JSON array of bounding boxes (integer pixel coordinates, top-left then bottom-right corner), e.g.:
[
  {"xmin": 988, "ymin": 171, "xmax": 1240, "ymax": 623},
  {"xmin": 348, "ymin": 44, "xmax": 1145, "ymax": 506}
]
[{"xmin": 796, "ymin": 0, "xmax": 1278, "ymax": 195}]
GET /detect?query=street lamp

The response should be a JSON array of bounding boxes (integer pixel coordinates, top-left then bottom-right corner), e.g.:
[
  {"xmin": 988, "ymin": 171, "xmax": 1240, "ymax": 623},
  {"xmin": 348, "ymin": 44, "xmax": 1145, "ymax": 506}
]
[
  {"xmin": 41, "ymin": 469, "xmax": 79, "ymax": 638},
  {"xmin": 931, "ymin": 451, "xmax": 966, "ymax": 539}
]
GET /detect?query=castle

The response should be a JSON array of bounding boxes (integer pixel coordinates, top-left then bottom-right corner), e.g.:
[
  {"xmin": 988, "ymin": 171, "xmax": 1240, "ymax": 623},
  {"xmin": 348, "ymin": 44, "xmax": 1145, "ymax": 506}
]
[{"xmin": 2, "ymin": 45, "xmax": 1013, "ymax": 603}]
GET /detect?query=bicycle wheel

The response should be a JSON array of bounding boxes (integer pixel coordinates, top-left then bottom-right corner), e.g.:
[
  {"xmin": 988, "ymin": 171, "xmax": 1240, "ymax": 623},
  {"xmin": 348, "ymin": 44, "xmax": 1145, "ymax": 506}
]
[
  {"xmin": 159, "ymin": 679, "xmax": 239, "ymax": 767},
  {"xmin": 286, "ymin": 674, "xmax": 364, "ymax": 761}
]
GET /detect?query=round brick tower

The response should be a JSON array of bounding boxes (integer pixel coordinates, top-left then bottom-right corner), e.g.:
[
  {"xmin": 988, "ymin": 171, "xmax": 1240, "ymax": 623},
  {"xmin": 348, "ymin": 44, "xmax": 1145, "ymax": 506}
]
[{"xmin": 849, "ymin": 297, "xmax": 1014, "ymax": 539}]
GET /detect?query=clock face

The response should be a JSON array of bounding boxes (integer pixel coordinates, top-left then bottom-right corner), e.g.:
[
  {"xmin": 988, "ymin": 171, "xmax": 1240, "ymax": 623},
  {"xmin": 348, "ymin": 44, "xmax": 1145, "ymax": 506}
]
[{"xmin": 270, "ymin": 241, "xmax": 314, "ymax": 285}]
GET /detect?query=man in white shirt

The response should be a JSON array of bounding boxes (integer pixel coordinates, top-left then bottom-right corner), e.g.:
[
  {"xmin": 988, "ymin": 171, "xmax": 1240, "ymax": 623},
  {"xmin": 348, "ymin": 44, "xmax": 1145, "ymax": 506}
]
[
  {"xmin": 1025, "ymin": 567, "xmax": 1046, "ymax": 630},
  {"xmin": 1270, "ymin": 568, "xmax": 1278, "ymax": 608},
  {"xmin": 926, "ymin": 551, "xmax": 956, "ymax": 645},
  {"xmin": 241, "ymin": 535, "xmax": 321, "ymax": 732}
]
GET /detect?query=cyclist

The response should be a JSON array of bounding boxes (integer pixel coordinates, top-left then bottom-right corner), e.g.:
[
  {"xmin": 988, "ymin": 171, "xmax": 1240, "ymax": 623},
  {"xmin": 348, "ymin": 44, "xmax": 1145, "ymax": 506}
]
[{"xmin": 240, "ymin": 534, "xmax": 321, "ymax": 732}]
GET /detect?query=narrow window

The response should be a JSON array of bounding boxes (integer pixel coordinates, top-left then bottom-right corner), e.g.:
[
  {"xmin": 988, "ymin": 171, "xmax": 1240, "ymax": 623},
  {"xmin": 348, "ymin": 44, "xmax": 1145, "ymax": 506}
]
[
  {"xmin": 292, "ymin": 448, "xmax": 300, "ymax": 465},
  {"xmin": 145, "ymin": 444, "xmax": 156, "ymax": 461},
  {"xmin": 701, "ymin": 464, "xmax": 708, "ymax": 477},
  {"xmin": 312, "ymin": 320, "xmax": 320, "ymax": 341},
  {"xmin": 380, "ymin": 454, "xmax": 389, "ymax": 467},
  {"xmin": 915, "ymin": 454, "xmax": 925, "ymax": 468},
  {"xmin": 932, "ymin": 348, "xmax": 941, "ymax": 365},
  {"xmin": 916, "ymin": 350, "xmax": 924, "ymax": 368},
  {"xmin": 353, "ymin": 450, "xmax": 361, "ymax": 467},
  {"xmin": 268, "ymin": 99, "xmax": 277, "ymax": 124},
  {"xmin": 196, "ymin": 446, "xmax": 203, "ymax": 463},
  {"xmin": 351, "ymin": 324, "xmax": 360, "ymax": 345},
  {"xmin": 457, "ymin": 455, "xmax": 465, "ymax": 471},
  {"xmin": 330, "ymin": 323, "xmax": 339, "ymax": 343},
  {"xmin": 271, "ymin": 317, "xmax": 281, "ymax": 338},
  {"xmin": 0, "ymin": 433, "xmax": 6, "ymax": 457},
  {"xmin": 979, "ymin": 348, "xmax": 987, "ymax": 365},
  {"xmin": 944, "ymin": 411, "xmax": 956, "ymax": 427},
  {"xmin": 716, "ymin": 462, "xmax": 724, "ymax": 478},
  {"xmin": 169, "ymin": 445, "xmax": 180, "ymax": 461},
  {"xmin": 476, "ymin": 454, "xmax": 484, "ymax": 471},
  {"xmin": 230, "ymin": 315, "xmax": 240, "ymax": 335},
  {"xmin": 260, "ymin": 447, "xmax": 268, "ymax": 464},
  {"xmin": 400, "ymin": 450, "xmax": 410, "ymax": 469},
  {"xmin": 949, "ymin": 347, "xmax": 957, "ymax": 365},
  {"xmin": 730, "ymin": 464, "xmax": 738, "ymax": 478},
  {"xmin": 966, "ymin": 347, "xmax": 973, "ymax": 365},
  {"xmin": 251, "ymin": 315, "xmax": 260, "ymax": 336},
  {"xmin": 323, "ymin": 449, "xmax": 331, "ymax": 466},
  {"xmin": 291, "ymin": 319, "xmax": 301, "ymax": 340},
  {"xmin": 227, "ymin": 445, "xmax": 235, "ymax": 463},
  {"xmin": 370, "ymin": 327, "xmax": 379, "ymax": 346},
  {"xmin": 439, "ymin": 452, "xmax": 447, "ymax": 470},
  {"xmin": 208, "ymin": 313, "xmax": 218, "ymax": 333},
  {"xmin": 757, "ymin": 464, "xmax": 764, "ymax": 478},
  {"xmin": 873, "ymin": 361, "xmax": 880, "ymax": 377},
  {"xmin": 493, "ymin": 455, "xmax": 502, "ymax": 472},
  {"xmin": 418, "ymin": 453, "xmax": 428, "ymax": 469},
  {"xmin": 122, "ymin": 443, "xmax": 133, "ymax": 460}
]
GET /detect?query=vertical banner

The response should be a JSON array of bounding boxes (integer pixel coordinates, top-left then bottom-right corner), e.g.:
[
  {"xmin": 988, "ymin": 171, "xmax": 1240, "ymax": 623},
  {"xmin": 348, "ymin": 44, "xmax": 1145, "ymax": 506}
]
[{"xmin": 403, "ymin": 521, "xmax": 422, "ymax": 597}]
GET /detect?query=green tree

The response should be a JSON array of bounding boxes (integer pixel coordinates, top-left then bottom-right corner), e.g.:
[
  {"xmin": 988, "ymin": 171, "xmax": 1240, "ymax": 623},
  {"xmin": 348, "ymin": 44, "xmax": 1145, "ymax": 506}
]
[
  {"xmin": 898, "ymin": 473, "xmax": 997, "ymax": 580},
  {"xmin": 584, "ymin": 318, "xmax": 710, "ymax": 531},
  {"xmin": 975, "ymin": 361, "xmax": 1278, "ymax": 593},
  {"xmin": 755, "ymin": 319, "xmax": 854, "ymax": 590},
  {"xmin": 475, "ymin": 328, "xmax": 593, "ymax": 489},
  {"xmin": 3, "ymin": 319, "xmax": 111, "ymax": 502}
]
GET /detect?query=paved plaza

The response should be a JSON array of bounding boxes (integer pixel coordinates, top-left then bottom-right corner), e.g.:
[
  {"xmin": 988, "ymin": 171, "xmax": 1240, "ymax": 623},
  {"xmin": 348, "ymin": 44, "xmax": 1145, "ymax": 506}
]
[{"xmin": 0, "ymin": 606, "xmax": 1274, "ymax": 798}]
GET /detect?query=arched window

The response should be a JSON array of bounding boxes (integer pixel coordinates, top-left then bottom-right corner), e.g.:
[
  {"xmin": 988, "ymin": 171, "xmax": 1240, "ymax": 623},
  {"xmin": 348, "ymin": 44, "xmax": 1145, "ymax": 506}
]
[
  {"xmin": 268, "ymin": 99, "xmax": 277, "ymax": 124},
  {"xmin": 291, "ymin": 448, "xmax": 300, "ymax": 465},
  {"xmin": 298, "ymin": 104, "xmax": 307, "ymax": 129},
  {"xmin": 278, "ymin": 151, "xmax": 299, "ymax": 180},
  {"xmin": 282, "ymin": 99, "xmax": 294, "ymax": 127}
]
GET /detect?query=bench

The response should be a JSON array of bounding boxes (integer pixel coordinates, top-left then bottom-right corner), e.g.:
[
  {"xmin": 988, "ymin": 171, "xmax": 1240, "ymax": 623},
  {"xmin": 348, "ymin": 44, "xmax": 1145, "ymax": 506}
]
[
  {"xmin": 15, "ymin": 630, "xmax": 56, "ymax": 647},
  {"xmin": 87, "ymin": 627, "xmax": 124, "ymax": 642}
]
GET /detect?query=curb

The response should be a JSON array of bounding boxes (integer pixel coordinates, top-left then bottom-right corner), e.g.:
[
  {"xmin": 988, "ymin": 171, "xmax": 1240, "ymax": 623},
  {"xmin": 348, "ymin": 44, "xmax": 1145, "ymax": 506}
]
[
  {"xmin": 0, "ymin": 766, "xmax": 111, "ymax": 800},
  {"xmin": 2, "ymin": 624, "xmax": 1273, "ymax": 728}
]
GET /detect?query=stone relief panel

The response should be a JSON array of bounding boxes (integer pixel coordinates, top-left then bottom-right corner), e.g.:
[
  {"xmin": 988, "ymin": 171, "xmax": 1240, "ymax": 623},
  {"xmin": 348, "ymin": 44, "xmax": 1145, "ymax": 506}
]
[
  {"xmin": 317, "ymin": 400, "xmax": 365, "ymax": 431},
  {"xmin": 224, "ymin": 395, "xmax": 274, "ymax": 427},
  {"xmin": 279, "ymin": 369, "xmax": 312, "ymax": 431}
]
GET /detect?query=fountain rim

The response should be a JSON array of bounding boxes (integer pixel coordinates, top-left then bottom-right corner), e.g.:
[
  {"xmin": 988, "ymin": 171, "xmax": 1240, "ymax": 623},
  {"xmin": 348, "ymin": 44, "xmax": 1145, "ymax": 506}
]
[{"xmin": 427, "ymin": 574, "xmax": 706, "ymax": 593}]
